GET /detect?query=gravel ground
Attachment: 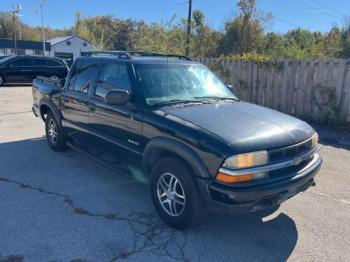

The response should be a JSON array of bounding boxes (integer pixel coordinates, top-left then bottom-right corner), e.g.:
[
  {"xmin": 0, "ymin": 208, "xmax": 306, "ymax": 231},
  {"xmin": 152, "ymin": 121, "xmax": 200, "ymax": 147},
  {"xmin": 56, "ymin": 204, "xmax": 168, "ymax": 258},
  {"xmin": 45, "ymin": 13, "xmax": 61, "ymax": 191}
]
[{"xmin": 0, "ymin": 86, "xmax": 350, "ymax": 262}]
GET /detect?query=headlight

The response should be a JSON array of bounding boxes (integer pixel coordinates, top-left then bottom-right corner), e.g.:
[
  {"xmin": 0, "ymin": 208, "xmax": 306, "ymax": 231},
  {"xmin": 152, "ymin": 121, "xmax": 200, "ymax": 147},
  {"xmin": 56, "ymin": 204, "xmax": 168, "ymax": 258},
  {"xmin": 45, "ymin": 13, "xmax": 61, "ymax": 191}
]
[
  {"xmin": 223, "ymin": 150, "xmax": 268, "ymax": 169},
  {"xmin": 311, "ymin": 132, "xmax": 318, "ymax": 147}
]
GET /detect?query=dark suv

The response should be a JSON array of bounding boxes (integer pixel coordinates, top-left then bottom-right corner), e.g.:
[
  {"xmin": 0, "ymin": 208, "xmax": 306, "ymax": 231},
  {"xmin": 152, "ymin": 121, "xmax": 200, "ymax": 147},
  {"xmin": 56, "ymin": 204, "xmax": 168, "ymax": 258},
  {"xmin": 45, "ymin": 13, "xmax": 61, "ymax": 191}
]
[
  {"xmin": 32, "ymin": 51, "xmax": 322, "ymax": 229},
  {"xmin": 0, "ymin": 55, "xmax": 68, "ymax": 86}
]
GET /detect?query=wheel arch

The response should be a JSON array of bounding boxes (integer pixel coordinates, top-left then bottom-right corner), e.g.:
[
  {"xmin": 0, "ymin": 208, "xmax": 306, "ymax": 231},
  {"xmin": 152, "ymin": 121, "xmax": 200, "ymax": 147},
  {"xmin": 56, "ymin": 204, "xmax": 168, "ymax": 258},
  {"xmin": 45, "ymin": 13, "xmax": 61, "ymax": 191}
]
[
  {"xmin": 142, "ymin": 137, "xmax": 210, "ymax": 179},
  {"xmin": 0, "ymin": 73, "xmax": 6, "ymax": 84},
  {"xmin": 39, "ymin": 99, "xmax": 62, "ymax": 127}
]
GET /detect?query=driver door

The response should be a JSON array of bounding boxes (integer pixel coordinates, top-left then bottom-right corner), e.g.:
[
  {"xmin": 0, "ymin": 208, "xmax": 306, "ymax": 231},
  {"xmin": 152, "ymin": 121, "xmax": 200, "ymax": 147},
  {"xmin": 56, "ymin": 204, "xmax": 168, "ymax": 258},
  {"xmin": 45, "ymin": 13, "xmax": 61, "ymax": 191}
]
[{"xmin": 88, "ymin": 62, "xmax": 143, "ymax": 154}]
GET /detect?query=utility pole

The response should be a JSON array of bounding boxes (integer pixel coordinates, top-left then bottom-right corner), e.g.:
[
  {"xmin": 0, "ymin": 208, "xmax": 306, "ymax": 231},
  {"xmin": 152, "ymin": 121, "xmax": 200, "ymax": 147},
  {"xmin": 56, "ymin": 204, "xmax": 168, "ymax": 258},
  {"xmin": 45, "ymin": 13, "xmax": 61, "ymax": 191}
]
[
  {"xmin": 11, "ymin": 3, "xmax": 22, "ymax": 54},
  {"xmin": 185, "ymin": 0, "xmax": 192, "ymax": 56},
  {"xmin": 12, "ymin": 11, "xmax": 17, "ymax": 54},
  {"xmin": 38, "ymin": 0, "xmax": 47, "ymax": 56},
  {"xmin": 16, "ymin": 4, "xmax": 22, "ymax": 40}
]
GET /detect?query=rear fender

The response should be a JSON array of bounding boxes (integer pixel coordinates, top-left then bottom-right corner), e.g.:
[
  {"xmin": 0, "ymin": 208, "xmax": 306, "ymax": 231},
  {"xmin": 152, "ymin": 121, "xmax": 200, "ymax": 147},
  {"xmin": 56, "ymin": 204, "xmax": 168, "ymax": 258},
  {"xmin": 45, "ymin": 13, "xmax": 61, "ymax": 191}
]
[{"xmin": 39, "ymin": 98, "xmax": 62, "ymax": 127}]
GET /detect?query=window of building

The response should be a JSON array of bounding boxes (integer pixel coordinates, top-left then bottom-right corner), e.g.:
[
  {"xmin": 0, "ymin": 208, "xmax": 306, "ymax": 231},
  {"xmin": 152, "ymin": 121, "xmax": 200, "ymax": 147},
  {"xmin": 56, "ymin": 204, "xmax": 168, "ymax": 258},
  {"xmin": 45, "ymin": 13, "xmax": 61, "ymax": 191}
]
[
  {"xmin": 72, "ymin": 60, "xmax": 99, "ymax": 94},
  {"xmin": 34, "ymin": 50, "xmax": 44, "ymax": 55},
  {"xmin": 16, "ymin": 49, "xmax": 26, "ymax": 55},
  {"xmin": 95, "ymin": 63, "xmax": 131, "ymax": 99}
]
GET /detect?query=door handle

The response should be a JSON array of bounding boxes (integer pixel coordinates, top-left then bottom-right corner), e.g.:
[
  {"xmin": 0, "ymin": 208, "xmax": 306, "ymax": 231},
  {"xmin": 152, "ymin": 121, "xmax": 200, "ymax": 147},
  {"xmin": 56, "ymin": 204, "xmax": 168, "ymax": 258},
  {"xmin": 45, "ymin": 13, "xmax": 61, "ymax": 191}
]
[{"xmin": 21, "ymin": 69, "xmax": 32, "ymax": 72}]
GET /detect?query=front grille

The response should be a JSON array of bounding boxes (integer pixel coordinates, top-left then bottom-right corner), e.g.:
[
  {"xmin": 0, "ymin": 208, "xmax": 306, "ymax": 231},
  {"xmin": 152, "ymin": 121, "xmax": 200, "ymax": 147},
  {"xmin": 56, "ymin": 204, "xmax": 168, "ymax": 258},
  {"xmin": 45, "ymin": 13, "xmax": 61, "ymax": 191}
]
[
  {"xmin": 268, "ymin": 156, "xmax": 313, "ymax": 180},
  {"xmin": 269, "ymin": 139, "xmax": 312, "ymax": 162}
]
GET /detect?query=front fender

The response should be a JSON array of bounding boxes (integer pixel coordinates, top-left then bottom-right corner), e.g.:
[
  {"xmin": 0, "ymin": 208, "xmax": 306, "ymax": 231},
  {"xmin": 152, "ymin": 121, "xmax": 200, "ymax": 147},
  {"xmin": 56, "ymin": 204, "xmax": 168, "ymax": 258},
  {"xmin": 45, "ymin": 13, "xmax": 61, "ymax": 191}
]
[{"xmin": 142, "ymin": 136, "xmax": 211, "ymax": 179}]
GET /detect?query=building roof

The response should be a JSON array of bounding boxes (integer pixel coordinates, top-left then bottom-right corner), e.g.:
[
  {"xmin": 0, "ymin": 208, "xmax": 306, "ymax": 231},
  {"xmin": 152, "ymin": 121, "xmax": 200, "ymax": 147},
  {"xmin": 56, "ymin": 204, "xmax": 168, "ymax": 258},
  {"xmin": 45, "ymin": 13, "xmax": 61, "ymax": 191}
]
[
  {"xmin": 49, "ymin": 35, "xmax": 92, "ymax": 46},
  {"xmin": 0, "ymin": 38, "xmax": 51, "ymax": 51}
]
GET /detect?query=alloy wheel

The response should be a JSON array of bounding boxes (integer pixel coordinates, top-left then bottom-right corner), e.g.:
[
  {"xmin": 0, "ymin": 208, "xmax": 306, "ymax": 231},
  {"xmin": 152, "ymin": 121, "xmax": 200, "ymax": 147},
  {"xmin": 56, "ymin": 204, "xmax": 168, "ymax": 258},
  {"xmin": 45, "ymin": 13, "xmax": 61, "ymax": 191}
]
[
  {"xmin": 157, "ymin": 172, "xmax": 186, "ymax": 217},
  {"xmin": 48, "ymin": 118, "xmax": 58, "ymax": 144}
]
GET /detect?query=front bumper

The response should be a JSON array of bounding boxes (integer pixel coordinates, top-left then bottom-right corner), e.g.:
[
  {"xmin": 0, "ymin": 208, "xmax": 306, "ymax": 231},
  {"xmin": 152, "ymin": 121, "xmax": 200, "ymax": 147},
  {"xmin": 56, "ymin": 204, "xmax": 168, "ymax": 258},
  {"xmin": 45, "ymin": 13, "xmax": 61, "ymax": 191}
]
[
  {"xmin": 197, "ymin": 153, "xmax": 322, "ymax": 213},
  {"xmin": 32, "ymin": 105, "xmax": 39, "ymax": 117}
]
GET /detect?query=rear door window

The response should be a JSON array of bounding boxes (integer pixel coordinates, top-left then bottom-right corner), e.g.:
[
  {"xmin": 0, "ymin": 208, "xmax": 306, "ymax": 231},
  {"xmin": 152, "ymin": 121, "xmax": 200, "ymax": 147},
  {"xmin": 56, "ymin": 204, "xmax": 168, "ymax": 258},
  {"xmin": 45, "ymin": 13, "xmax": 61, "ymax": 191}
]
[
  {"xmin": 31, "ymin": 58, "xmax": 47, "ymax": 66},
  {"xmin": 47, "ymin": 60, "xmax": 62, "ymax": 66},
  {"xmin": 95, "ymin": 63, "xmax": 131, "ymax": 99},
  {"xmin": 72, "ymin": 60, "xmax": 99, "ymax": 94}
]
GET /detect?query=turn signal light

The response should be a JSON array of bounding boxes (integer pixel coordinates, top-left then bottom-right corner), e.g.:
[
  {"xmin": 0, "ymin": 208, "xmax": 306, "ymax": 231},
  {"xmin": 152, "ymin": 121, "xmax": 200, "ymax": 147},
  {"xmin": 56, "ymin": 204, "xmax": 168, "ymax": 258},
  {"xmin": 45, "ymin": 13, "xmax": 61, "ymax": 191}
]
[{"xmin": 216, "ymin": 172, "xmax": 254, "ymax": 183}]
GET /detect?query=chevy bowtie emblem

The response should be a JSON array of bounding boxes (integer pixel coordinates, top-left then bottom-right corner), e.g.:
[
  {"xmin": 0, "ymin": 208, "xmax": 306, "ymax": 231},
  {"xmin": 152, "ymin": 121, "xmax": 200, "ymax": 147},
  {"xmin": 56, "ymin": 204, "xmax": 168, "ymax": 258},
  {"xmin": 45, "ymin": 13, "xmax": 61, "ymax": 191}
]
[{"xmin": 293, "ymin": 156, "xmax": 302, "ymax": 166}]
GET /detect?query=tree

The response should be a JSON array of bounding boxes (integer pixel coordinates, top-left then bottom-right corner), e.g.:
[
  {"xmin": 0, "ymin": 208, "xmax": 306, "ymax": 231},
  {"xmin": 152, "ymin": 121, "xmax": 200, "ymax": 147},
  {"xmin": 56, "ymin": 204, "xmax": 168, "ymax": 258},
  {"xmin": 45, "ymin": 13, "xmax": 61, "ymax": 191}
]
[{"xmin": 219, "ymin": 0, "xmax": 265, "ymax": 55}]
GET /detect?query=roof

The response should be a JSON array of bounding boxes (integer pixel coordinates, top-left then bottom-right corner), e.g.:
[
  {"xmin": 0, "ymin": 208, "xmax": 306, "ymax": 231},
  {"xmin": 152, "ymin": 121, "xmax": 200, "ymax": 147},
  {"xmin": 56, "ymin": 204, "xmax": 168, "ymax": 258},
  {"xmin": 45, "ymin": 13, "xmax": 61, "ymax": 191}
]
[
  {"xmin": 49, "ymin": 35, "xmax": 92, "ymax": 46},
  {"xmin": 80, "ymin": 51, "xmax": 194, "ymax": 64},
  {"xmin": 78, "ymin": 56, "xmax": 200, "ymax": 65},
  {"xmin": 0, "ymin": 38, "xmax": 51, "ymax": 51}
]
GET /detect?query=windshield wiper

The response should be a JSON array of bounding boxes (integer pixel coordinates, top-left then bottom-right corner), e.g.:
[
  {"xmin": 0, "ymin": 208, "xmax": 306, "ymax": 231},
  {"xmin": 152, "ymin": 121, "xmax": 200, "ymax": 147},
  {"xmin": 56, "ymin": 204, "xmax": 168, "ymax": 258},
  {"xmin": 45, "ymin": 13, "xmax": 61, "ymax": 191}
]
[
  {"xmin": 153, "ymin": 99, "xmax": 207, "ymax": 107},
  {"xmin": 194, "ymin": 96, "xmax": 239, "ymax": 101}
]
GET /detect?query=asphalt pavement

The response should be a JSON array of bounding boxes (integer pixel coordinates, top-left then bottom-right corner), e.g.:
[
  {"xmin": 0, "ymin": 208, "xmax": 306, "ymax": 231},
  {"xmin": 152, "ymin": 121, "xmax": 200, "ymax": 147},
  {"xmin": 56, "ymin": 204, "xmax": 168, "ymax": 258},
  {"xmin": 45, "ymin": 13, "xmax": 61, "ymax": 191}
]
[{"xmin": 0, "ymin": 86, "xmax": 349, "ymax": 262}]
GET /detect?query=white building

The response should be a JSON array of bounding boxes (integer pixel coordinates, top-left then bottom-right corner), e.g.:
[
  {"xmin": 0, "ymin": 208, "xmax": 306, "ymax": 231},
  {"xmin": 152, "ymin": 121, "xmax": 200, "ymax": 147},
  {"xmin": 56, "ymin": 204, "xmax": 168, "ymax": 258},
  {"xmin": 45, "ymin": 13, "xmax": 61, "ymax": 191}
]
[{"xmin": 48, "ymin": 35, "xmax": 96, "ymax": 63}]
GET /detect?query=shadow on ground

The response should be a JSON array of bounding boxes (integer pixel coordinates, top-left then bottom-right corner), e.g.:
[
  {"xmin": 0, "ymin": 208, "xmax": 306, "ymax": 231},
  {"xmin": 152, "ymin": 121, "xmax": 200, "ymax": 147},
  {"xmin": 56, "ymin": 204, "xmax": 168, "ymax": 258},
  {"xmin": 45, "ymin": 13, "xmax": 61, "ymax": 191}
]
[{"xmin": 0, "ymin": 138, "xmax": 298, "ymax": 261}]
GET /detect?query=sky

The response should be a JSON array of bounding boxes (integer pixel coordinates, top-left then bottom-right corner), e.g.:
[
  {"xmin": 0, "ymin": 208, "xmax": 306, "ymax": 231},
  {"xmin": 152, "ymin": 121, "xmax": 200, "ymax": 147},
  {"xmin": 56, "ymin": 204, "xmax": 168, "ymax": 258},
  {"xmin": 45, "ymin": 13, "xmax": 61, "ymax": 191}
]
[{"xmin": 1, "ymin": 0, "xmax": 349, "ymax": 33}]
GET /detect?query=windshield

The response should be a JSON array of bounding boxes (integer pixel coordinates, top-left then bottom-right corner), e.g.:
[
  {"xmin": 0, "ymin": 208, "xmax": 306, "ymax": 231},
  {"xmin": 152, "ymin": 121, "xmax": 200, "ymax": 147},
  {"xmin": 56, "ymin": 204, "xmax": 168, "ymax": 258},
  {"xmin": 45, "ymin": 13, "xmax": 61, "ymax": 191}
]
[
  {"xmin": 0, "ymin": 56, "xmax": 15, "ymax": 65},
  {"xmin": 134, "ymin": 63, "xmax": 237, "ymax": 106}
]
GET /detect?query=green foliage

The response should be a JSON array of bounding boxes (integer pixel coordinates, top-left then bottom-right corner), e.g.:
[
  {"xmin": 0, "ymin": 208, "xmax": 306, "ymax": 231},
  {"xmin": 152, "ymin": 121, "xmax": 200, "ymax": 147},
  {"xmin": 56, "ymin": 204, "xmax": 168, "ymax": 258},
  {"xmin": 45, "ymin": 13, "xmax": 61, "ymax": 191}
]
[{"xmin": 1, "ymin": 0, "xmax": 350, "ymax": 60}]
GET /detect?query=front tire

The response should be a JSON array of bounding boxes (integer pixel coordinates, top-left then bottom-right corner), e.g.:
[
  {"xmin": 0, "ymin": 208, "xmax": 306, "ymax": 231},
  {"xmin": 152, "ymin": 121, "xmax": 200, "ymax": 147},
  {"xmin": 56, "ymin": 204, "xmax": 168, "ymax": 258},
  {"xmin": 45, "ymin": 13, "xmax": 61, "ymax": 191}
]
[
  {"xmin": 0, "ymin": 75, "xmax": 5, "ymax": 86},
  {"xmin": 150, "ymin": 157, "xmax": 204, "ymax": 229},
  {"xmin": 45, "ymin": 112, "xmax": 66, "ymax": 151}
]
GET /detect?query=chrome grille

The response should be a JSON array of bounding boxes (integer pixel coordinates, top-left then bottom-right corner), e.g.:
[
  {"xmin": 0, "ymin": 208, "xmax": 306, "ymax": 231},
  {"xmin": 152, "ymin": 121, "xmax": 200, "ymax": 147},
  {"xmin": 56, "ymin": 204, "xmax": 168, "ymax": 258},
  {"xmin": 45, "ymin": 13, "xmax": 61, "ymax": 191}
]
[{"xmin": 269, "ymin": 138, "xmax": 313, "ymax": 162}]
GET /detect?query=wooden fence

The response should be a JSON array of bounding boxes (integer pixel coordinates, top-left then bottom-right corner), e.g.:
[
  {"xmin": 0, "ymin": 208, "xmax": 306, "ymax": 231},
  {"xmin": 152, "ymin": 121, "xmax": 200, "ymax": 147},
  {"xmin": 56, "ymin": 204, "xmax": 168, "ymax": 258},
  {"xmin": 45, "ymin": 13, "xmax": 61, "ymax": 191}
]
[{"xmin": 197, "ymin": 58, "xmax": 350, "ymax": 125}]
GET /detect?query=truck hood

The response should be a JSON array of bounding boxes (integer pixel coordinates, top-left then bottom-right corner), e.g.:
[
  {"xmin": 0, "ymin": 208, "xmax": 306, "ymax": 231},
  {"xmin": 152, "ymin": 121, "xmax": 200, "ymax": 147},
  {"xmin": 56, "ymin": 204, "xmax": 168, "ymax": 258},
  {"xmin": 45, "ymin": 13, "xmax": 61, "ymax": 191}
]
[{"xmin": 160, "ymin": 101, "xmax": 314, "ymax": 152}]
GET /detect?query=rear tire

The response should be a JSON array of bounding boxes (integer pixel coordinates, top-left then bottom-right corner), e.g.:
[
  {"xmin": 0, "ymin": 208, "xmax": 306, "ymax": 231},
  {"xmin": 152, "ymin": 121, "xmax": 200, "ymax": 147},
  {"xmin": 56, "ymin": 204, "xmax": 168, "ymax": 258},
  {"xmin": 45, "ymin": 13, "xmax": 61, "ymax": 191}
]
[
  {"xmin": 45, "ymin": 112, "xmax": 66, "ymax": 151},
  {"xmin": 150, "ymin": 157, "xmax": 205, "ymax": 229}
]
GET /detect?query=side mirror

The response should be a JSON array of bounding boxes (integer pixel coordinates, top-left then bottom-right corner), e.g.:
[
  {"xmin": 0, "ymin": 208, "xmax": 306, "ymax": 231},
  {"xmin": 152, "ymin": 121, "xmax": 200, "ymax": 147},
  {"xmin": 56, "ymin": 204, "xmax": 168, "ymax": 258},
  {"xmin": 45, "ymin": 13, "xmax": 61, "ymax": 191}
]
[{"xmin": 105, "ymin": 89, "xmax": 131, "ymax": 105}]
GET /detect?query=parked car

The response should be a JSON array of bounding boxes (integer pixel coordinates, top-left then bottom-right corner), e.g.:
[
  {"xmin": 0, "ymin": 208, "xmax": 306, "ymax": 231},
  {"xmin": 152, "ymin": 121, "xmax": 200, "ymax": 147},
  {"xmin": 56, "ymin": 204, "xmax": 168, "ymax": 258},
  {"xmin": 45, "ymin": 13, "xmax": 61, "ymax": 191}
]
[
  {"xmin": 32, "ymin": 51, "xmax": 322, "ymax": 229},
  {"xmin": 0, "ymin": 55, "xmax": 68, "ymax": 86}
]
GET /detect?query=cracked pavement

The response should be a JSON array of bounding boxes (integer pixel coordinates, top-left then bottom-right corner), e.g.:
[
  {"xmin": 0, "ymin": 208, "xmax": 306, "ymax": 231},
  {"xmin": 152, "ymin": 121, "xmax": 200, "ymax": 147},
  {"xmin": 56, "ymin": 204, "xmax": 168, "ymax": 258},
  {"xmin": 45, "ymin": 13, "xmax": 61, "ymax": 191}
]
[{"xmin": 0, "ymin": 86, "xmax": 350, "ymax": 262}]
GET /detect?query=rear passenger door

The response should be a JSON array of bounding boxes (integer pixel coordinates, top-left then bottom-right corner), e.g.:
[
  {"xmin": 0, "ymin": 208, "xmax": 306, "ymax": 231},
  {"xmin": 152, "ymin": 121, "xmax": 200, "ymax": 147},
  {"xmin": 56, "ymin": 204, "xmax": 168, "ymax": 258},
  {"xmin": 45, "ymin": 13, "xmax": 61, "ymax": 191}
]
[
  {"xmin": 89, "ymin": 62, "xmax": 143, "ymax": 154},
  {"xmin": 29, "ymin": 58, "xmax": 48, "ymax": 80},
  {"xmin": 61, "ymin": 59, "xmax": 100, "ymax": 138}
]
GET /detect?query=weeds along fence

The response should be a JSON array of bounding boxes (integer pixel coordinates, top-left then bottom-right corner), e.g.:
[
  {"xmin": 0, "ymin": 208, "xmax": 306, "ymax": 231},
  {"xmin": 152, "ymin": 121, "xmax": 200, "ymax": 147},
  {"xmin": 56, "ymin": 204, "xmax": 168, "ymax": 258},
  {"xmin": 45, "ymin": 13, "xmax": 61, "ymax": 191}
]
[{"xmin": 197, "ymin": 58, "xmax": 350, "ymax": 125}]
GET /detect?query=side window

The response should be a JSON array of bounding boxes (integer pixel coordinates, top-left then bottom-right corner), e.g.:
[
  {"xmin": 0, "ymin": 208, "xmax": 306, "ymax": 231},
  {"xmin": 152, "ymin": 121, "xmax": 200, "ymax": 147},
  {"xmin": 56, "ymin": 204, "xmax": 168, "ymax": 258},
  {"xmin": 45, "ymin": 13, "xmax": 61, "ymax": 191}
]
[
  {"xmin": 47, "ymin": 60, "xmax": 62, "ymax": 67},
  {"xmin": 10, "ymin": 58, "xmax": 28, "ymax": 67},
  {"xmin": 95, "ymin": 63, "xmax": 131, "ymax": 99},
  {"xmin": 31, "ymin": 59, "xmax": 47, "ymax": 66},
  {"xmin": 67, "ymin": 61, "xmax": 80, "ymax": 90},
  {"xmin": 72, "ymin": 60, "xmax": 99, "ymax": 94}
]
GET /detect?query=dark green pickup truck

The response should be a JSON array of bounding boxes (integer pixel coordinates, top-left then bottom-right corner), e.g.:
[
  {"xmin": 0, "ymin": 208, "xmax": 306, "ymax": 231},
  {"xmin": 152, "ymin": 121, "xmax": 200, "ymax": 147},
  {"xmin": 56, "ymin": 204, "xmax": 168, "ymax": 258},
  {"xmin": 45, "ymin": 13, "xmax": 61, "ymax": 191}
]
[{"xmin": 32, "ymin": 51, "xmax": 322, "ymax": 229}]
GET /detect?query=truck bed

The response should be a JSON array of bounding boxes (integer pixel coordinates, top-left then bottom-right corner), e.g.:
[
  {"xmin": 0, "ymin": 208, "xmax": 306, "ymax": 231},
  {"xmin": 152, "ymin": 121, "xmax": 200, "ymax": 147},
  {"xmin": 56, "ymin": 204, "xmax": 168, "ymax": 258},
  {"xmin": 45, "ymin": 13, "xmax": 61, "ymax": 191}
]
[{"xmin": 32, "ymin": 76, "xmax": 64, "ymax": 118}]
